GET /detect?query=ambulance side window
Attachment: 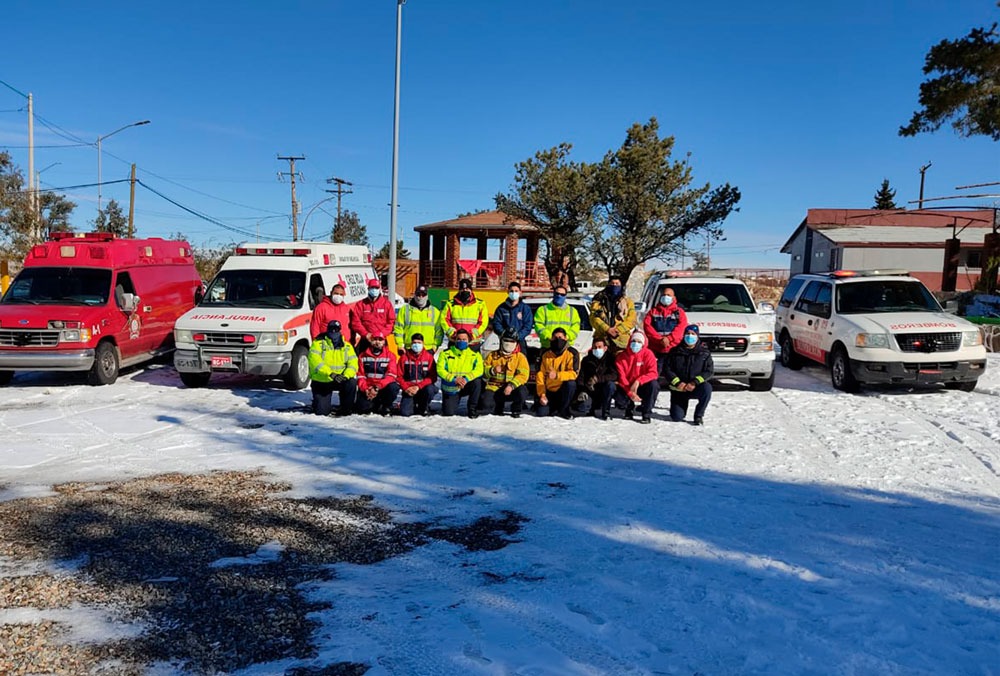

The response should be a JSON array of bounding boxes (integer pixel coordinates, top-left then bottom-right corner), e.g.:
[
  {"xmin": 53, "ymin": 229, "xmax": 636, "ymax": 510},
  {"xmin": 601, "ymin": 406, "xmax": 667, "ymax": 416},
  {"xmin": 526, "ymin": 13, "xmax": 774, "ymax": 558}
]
[
  {"xmin": 114, "ymin": 272, "xmax": 136, "ymax": 308},
  {"xmin": 309, "ymin": 273, "xmax": 325, "ymax": 309}
]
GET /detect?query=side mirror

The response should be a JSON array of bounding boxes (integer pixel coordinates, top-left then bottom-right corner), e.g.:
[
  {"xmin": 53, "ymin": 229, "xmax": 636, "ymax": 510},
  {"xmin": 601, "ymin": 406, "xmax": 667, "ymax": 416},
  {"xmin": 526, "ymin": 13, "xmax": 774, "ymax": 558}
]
[
  {"xmin": 634, "ymin": 301, "xmax": 646, "ymax": 315},
  {"xmin": 194, "ymin": 286, "xmax": 205, "ymax": 305},
  {"xmin": 120, "ymin": 293, "xmax": 140, "ymax": 313},
  {"xmin": 757, "ymin": 301, "xmax": 775, "ymax": 314}
]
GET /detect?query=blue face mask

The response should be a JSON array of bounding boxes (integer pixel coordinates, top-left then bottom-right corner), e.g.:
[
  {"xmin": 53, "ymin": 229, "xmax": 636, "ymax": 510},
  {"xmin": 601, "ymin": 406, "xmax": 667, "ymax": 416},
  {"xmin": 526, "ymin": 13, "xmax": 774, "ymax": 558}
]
[
  {"xmin": 592, "ymin": 348, "xmax": 605, "ymax": 359},
  {"xmin": 629, "ymin": 341, "xmax": 643, "ymax": 354},
  {"xmin": 508, "ymin": 291, "xmax": 520, "ymax": 302},
  {"xmin": 553, "ymin": 294, "xmax": 567, "ymax": 307},
  {"xmin": 455, "ymin": 340, "xmax": 469, "ymax": 351},
  {"xmin": 684, "ymin": 334, "xmax": 698, "ymax": 346},
  {"xmin": 660, "ymin": 295, "xmax": 673, "ymax": 306},
  {"xmin": 411, "ymin": 342, "xmax": 424, "ymax": 354},
  {"xmin": 608, "ymin": 285, "xmax": 623, "ymax": 297},
  {"xmin": 368, "ymin": 288, "xmax": 381, "ymax": 299}
]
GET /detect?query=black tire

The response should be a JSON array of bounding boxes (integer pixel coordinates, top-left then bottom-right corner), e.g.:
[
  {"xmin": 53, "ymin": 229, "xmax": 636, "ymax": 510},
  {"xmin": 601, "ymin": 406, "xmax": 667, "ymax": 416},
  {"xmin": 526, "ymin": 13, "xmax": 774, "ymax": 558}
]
[
  {"xmin": 180, "ymin": 371, "xmax": 211, "ymax": 388},
  {"xmin": 283, "ymin": 343, "xmax": 310, "ymax": 390},
  {"xmin": 88, "ymin": 341, "xmax": 120, "ymax": 386},
  {"xmin": 779, "ymin": 333, "xmax": 802, "ymax": 370},
  {"xmin": 944, "ymin": 380, "xmax": 977, "ymax": 392},
  {"xmin": 0, "ymin": 371, "xmax": 13, "ymax": 386},
  {"xmin": 830, "ymin": 347, "xmax": 860, "ymax": 393},
  {"xmin": 748, "ymin": 369, "xmax": 776, "ymax": 392}
]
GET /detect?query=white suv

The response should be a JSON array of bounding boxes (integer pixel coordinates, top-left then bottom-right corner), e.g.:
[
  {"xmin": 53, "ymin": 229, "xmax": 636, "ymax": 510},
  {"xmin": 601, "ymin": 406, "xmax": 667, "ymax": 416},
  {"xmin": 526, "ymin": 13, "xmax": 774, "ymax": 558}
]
[
  {"xmin": 638, "ymin": 271, "xmax": 776, "ymax": 390},
  {"xmin": 774, "ymin": 269, "xmax": 987, "ymax": 392}
]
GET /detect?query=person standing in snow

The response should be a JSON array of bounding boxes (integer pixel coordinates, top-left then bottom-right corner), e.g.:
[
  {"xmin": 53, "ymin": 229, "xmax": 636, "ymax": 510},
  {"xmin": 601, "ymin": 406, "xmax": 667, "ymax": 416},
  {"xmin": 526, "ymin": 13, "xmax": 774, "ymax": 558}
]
[
  {"xmin": 397, "ymin": 332, "xmax": 438, "ymax": 417},
  {"xmin": 481, "ymin": 328, "xmax": 531, "ymax": 418},
  {"xmin": 438, "ymin": 278, "xmax": 489, "ymax": 351},
  {"xmin": 308, "ymin": 320, "xmax": 358, "ymax": 416},
  {"xmin": 354, "ymin": 332, "xmax": 401, "ymax": 416},
  {"xmin": 643, "ymin": 285, "xmax": 687, "ymax": 377},
  {"xmin": 350, "ymin": 278, "xmax": 397, "ymax": 355},
  {"xmin": 590, "ymin": 275, "xmax": 637, "ymax": 353},
  {"xmin": 615, "ymin": 330, "xmax": 660, "ymax": 424},
  {"xmin": 437, "ymin": 328, "xmax": 485, "ymax": 417},
  {"xmin": 533, "ymin": 284, "xmax": 581, "ymax": 353},
  {"xmin": 535, "ymin": 327, "xmax": 580, "ymax": 419},
  {"xmin": 491, "ymin": 281, "xmax": 534, "ymax": 354},
  {"xmin": 575, "ymin": 337, "xmax": 618, "ymax": 420},
  {"xmin": 663, "ymin": 324, "xmax": 714, "ymax": 425},
  {"xmin": 393, "ymin": 285, "xmax": 443, "ymax": 352},
  {"xmin": 310, "ymin": 283, "xmax": 353, "ymax": 342}
]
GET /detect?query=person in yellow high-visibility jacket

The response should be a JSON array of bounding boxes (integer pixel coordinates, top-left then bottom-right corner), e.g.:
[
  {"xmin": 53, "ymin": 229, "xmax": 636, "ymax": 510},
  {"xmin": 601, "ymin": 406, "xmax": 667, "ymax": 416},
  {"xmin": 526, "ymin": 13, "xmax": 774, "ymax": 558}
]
[
  {"xmin": 438, "ymin": 278, "xmax": 489, "ymax": 350},
  {"xmin": 533, "ymin": 284, "xmax": 581, "ymax": 349},
  {"xmin": 393, "ymin": 285, "xmax": 443, "ymax": 351},
  {"xmin": 436, "ymin": 328, "xmax": 485, "ymax": 417},
  {"xmin": 308, "ymin": 320, "xmax": 359, "ymax": 416}
]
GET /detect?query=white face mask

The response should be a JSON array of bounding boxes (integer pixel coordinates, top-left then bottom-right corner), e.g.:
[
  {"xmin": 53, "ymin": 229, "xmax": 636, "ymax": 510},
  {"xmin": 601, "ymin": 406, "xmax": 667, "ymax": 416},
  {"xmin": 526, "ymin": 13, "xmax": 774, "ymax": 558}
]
[
  {"xmin": 368, "ymin": 288, "xmax": 382, "ymax": 299},
  {"xmin": 411, "ymin": 342, "xmax": 424, "ymax": 354},
  {"xmin": 592, "ymin": 347, "xmax": 605, "ymax": 359},
  {"xmin": 508, "ymin": 291, "xmax": 520, "ymax": 302},
  {"xmin": 660, "ymin": 295, "xmax": 673, "ymax": 306},
  {"xmin": 330, "ymin": 294, "xmax": 345, "ymax": 305},
  {"xmin": 500, "ymin": 340, "xmax": 517, "ymax": 354}
]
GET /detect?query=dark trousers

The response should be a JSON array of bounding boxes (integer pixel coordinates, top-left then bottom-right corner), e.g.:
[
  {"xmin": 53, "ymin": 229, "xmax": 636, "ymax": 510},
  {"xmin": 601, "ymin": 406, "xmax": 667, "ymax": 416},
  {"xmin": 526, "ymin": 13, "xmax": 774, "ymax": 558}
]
[
  {"xmin": 536, "ymin": 380, "xmax": 577, "ymax": 417},
  {"xmin": 481, "ymin": 384, "xmax": 527, "ymax": 415},
  {"xmin": 620, "ymin": 380, "xmax": 660, "ymax": 416},
  {"xmin": 441, "ymin": 379, "xmax": 483, "ymax": 416},
  {"xmin": 581, "ymin": 380, "xmax": 616, "ymax": 415},
  {"xmin": 311, "ymin": 377, "xmax": 358, "ymax": 416},
  {"xmin": 399, "ymin": 383, "xmax": 438, "ymax": 417},
  {"xmin": 655, "ymin": 352, "xmax": 670, "ymax": 378},
  {"xmin": 355, "ymin": 382, "xmax": 401, "ymax": 415},
  {"xmin": 669, "ymin": 381, "xmax": 712, "ymax": 421}
]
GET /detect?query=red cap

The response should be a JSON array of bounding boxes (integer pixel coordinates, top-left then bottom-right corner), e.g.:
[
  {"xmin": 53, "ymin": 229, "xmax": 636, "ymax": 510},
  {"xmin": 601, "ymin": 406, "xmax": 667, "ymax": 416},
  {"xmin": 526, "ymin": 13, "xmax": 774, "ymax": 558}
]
[
  {"xmin": 370, "ymin": 331, "xmax": 386, "ymax": 339},
  {"xmin": 366, "ymin": 278, "xmax": 381, "ymax": 288}
]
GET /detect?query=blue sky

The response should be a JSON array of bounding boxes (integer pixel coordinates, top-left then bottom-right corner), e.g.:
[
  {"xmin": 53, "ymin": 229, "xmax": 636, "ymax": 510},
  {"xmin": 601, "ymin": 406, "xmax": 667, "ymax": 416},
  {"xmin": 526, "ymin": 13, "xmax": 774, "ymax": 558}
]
[{"xmin": 1, "ymin": 0, "xmax": 997, "ymax": 269}]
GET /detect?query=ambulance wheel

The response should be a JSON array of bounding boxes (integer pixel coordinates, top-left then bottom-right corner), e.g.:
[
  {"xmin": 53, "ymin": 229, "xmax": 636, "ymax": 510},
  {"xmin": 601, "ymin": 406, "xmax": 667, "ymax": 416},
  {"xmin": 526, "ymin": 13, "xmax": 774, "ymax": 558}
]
[
  {"xmin": 88, "ymin": 341, "xmax": 120, "ymax": 386},
  {"xmin": 748, "ymin": 370, "xmax": 775, "ymax": 391},
  {"xmin": 0, "ymin": 371, "xmax": 13, "ymax": 386},
  {"xmin": 284, "ymin": 343, "xmax": 310, "ymax": 390},
  {"xmin": 830, "ymin": 347, "xmax": 860, "ymax": 393},
  {"xmin": 779, "ymin": 333, "xmax": 802, "ymax": 370},
  {"xmin": 180, "ymin": 372, "xmax": 211, "ymax": 388},
  {"xmin": 944, "ymin": 380, "xmax": 977, "ymax": 392}
]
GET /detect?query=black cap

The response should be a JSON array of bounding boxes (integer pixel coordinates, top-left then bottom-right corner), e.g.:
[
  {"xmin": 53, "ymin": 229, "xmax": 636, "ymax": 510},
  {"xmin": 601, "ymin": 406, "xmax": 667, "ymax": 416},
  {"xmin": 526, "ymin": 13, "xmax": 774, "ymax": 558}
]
[
  {"xmin": 458, "ymin": 278, "xmax": 473, "ymax": 290},
  {"xmin": 326, "ymin": 320, "xmax": 342, "ymax": 336},
  {"xmin": 500, "ymin": 328, "xmax": 519, "ymax": 342},
  {"xmin": 415, "ymin": 285, "xmax": 428, "ymax": 296}
]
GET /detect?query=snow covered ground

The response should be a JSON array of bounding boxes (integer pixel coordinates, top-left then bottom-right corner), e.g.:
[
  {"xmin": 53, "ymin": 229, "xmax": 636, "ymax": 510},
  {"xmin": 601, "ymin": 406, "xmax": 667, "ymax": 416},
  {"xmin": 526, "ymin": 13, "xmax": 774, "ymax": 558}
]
[{"xmin": 1, "ymin": 356, "xmax": 999, "ymax": 675}]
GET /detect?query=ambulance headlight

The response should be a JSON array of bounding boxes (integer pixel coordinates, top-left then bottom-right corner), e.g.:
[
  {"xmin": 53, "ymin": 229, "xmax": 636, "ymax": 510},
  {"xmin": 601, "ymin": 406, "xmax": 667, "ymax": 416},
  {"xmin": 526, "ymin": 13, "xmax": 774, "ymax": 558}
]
[
  {"xmin": 59, "ymin": 329, "xmax": 91, "ymax": 343},
  {"xmin": 257, "ymin": 331, "xmax": 289, "ymax": 346},
  {"xmin": 855, "ymin": 333, "xmax": 888, "ymax": 348},
  {"xmin": 174, "ymin": 329, "xmax": 194, "ymax": 344},
  {"xmin": 749, "ymin": 332, "xmax": 773, "ymax": 352},
  {"xmin": 963, "ymin": 330, "xmax": 983, "ymax": 347}
]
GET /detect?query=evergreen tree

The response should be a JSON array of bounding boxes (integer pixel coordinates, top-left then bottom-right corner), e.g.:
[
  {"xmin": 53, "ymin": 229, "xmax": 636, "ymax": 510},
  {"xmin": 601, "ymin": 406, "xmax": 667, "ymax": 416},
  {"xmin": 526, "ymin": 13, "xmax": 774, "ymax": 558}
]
[
  {"xmin": 94, "ymin": 198, "xmax": 129, "ymax": 237},
  {"xmin": 872, "ymin": 179, "xmax": 899, "ymax": 210},
  {"xmin": 0, "ymin": 151, "xmax": 75, "ymax": 259},
  {"xmin": 330, "ymin": 209, "xmax": 369, "ymax": 246},
  {"xmin": 376, "ymin": 240, "xmax": 411, "ymax": 259}
]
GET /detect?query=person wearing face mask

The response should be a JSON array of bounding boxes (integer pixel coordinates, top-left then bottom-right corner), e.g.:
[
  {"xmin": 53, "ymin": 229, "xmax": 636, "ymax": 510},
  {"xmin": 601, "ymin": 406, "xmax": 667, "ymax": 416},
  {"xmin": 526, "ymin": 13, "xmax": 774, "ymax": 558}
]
[
  {"xmin": 575, "ymin": 337, "xmax": 618, "ymax": 420},
  {"xmin": 350, "ymin": 278, "xmax": 397, "ymax": 355},
  {"xmin": 491, "ymin": 281, "xmax": 534, "ymax": 354},
  {"xmin": 590, "ymin": 275, "xmax": 637, "ymax": 352},
  {"xmin": 535, "ymin": 327, "xmax": 580, "ymax": 419},
  {"xmin": 614, "ymin": 330, "xmax": 660, "ymax": 424},
  {"xmin": 643, "ymin": 285, "xmax": 688, "ymax": 377},
  {"xmin": 663, "ymin": 324, "xmax": 714, "ymax": 425},
  {"xmin": 533, "ymin": 284, "xmax": 581, "ymax": 357},
  {"xmin": 481, "ymin": 328, "xmax": 531, "ymax": 418},
  {"xmin": 397, "ymin": 332, "xmax": 438, "ymax": 417},
  {"xmin": 436, "ymin": 328, "xmax": 485, "ymax": 417},
  {"xmin": 439, "ymin": 278, "xmax": 489, "ymax": 351},
  {"xmin": 354, "ymin": 332, "xmax": 401, "ymax": 416},
  {"xmin": 393, "ymin": 285, "xmax": 443, "ymax": 353},
  {"xmin": 311, "ymin": 283, "xmax": 353, "ymax": 342},
  {"xmin": 308, "ymin": 320, "xmax": 359, "ymax": 416}
]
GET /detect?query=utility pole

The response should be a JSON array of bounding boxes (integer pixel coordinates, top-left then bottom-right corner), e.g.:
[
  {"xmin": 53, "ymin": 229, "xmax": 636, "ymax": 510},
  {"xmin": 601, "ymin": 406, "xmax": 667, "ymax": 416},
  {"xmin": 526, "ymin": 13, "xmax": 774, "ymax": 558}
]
[
  {"xmin": 27, "ymin": 93, "xmax": 36, "ymax": 242},
  {"xmin": 325, "ymin": 177, "xmax": 354, "ymax": 225},
  {"xmin": 127, "ymin": 164, "xmax": 137, "ymax": 238},
  {"xmin": 277, "ymin": 155, "xmax": 305, "ymax": 240},
  {"xmin": 918, "ymin": 161, "xmax": 933, "ymax": 210},
  {"xmin": 388, "ymin": 0, "xmax": 405, "ymax": 302}
]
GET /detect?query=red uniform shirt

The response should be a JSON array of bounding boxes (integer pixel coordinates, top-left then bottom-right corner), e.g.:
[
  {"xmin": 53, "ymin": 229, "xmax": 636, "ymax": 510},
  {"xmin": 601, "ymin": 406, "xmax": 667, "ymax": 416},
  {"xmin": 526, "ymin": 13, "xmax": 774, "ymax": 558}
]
[{"xmin": 350, "ymin": 295, "xmax": 396, "ymax": 342}]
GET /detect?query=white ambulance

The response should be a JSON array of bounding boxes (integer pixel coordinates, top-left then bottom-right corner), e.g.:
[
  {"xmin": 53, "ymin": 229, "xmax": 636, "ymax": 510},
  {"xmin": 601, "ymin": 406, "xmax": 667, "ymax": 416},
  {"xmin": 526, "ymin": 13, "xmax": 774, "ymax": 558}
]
[{"xmin": 172, "ymin": 242, "xmax": 375, "ymax": 389}]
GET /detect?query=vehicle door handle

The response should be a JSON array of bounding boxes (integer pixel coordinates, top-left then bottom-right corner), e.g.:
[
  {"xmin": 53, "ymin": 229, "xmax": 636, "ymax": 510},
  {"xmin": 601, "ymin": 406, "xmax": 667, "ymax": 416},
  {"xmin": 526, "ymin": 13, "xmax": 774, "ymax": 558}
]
[
  {"xmin": 143, "ymin": 306, "xmax": 153, "ymax": 312},
  {"xmin": 790, "ymin": 314, "xmax": 795, "ymax": 320},
  {"xmin": 807, "ymin": 319, "xmax": 813, "ymax": 326}
]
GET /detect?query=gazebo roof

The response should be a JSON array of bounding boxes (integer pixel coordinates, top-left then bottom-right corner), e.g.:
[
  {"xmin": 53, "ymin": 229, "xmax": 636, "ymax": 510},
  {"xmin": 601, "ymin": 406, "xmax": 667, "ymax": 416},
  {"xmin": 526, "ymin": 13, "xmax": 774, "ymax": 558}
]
[{"xmin": 413, "ymin": 210, "xmax": 538, "ymax": 235}]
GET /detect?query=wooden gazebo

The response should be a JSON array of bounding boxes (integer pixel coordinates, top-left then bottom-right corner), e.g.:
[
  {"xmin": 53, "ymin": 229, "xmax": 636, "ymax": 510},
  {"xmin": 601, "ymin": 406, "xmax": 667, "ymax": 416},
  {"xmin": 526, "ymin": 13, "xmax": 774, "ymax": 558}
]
[{"xmin": 415, "ymin": 210, "xmax": 550, "ymax": 290}]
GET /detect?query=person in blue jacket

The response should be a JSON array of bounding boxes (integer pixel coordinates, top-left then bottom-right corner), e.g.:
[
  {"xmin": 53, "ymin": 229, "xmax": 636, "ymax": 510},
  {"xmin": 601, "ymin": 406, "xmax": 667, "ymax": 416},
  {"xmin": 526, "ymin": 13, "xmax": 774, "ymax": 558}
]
[{"xmin": 491, "ymin": 281, "xmax": 534, "ymax": 353}]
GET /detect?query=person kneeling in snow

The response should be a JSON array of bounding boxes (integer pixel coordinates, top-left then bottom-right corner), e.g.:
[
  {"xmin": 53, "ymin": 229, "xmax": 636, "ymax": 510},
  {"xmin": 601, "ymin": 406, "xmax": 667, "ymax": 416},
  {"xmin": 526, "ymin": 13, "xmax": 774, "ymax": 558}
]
[
  {"xmin": 481, "ymin": 328, "xmax": 530, "ymax": 418},
  {"xmin": 576, "ymin": 337, "xmax": 618, "ymax": 420},
  {"xmin": 308, "ymin": 320, "xmax": 358, "ymax": 416},
  {"xmin": 355, "ymin": 332, "xmax": 401, "ymax": 416},
  {"xmin": 663, "ymin": 324, "xmax": 714, "ymax": 425},
  {"xmin": 437, "ymin": 328, "xmax": 485, "ymax": 418},
  {"xmin": 535, "ymin": 327, "xmax": 580, "ymax": 419},
  {"xmin": 615, "ymin": 330, "xmax": 660, "ymax": 424},
  {"xmin": 397, "ymin": 332, "xmax": 438, "ymax": 417}
]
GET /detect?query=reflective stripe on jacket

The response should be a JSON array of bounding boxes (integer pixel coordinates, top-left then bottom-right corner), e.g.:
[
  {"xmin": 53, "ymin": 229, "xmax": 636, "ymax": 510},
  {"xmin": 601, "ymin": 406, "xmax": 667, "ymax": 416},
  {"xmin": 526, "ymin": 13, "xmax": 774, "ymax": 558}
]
[
  {"xmin": 436, "ymin": 347, "xmax": 485, "ymax": 394},
  {"xmin": 483, "ymin": 350, "xmax": 530, "ymax": 391},
  {"xmin": 534, "ymin": 303, "xmax": 581, "ymax": 348},
  {"xmin": 398, "ymin": 350, "xmax": 437, "ymax": 389},
  {"xmin": 643, "ymin": 303, "xmax": 688, "ymax": 353},
  {"xmin": 590, "ymin": 292, "xmax": 637, "ymax": 349},
  {"xmin": 393, "ymin": 303, "xmax": 443, "ymax": 350},
  {"xmin": 308, "ymin": 338, "xmax": 358, "ymax": 382},
  {"xmin": 439, "ymin": 297, "xmax": 489, "ymax": 342},
  {"xmin": 357, "ymin": 347, "xmax": 399, "ymax": 391}
]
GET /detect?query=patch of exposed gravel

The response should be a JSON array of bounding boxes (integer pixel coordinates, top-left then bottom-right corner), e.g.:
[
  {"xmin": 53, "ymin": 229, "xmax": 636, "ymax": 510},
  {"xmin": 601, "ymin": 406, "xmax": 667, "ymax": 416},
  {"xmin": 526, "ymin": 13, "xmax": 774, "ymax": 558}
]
[{"xmin": 0, "ymin": 470, "xmax": 527, "ymax": 675}]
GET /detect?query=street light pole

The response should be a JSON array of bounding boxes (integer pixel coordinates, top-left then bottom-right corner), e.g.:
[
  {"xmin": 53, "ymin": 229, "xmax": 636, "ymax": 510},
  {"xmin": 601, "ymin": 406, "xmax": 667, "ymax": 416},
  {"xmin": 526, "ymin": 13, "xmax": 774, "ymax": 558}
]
[
  {"xmin": 388, "ymin": 0, "xmax": 405, "ymax": 303},
  {"xmin": 96, "ymin": 119, "xmax": 150, "ymax": 214}
]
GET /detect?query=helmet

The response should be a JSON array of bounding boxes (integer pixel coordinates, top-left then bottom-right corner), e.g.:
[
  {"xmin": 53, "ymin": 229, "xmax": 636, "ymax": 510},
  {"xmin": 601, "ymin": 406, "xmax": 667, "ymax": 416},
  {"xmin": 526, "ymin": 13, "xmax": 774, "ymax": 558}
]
[{"xmin": 500, "ymin": 328, "xmax": 519, "ymax": 343}]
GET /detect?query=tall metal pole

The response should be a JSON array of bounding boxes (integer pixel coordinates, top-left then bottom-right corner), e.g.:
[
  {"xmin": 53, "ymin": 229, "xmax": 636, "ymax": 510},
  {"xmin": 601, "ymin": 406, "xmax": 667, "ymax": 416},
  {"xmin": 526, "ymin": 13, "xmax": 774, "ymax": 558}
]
[
  {"xmin": 918, "ymin": 161, "xmax": 932, "ymax": 210},
  {"xmin": 388, "ymin": 0, "xmax": 405, "ymax": 302},
  {"xmin": 27, "ymin": 93, "xmax": 35, "ymax": 241},
  {"xmin": 96, "ymin": 120, "xmax": 150, "ymax": 216}
]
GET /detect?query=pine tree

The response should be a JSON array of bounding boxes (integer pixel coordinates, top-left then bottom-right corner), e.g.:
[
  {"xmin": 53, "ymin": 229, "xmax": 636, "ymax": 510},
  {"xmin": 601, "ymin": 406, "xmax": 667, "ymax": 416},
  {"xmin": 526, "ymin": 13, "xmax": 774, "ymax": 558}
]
[
  {"xmin": 330, "ymin": 209, "xmax": 369, "ymax": 246},
  {"xmin": 376, "ymin": 240, "xmax": 411, "ymax": 259},
  {"xmin": 872, "ymin": 179, "xmax": 898, "ymax": 210},
  {"xmin": 94, "ymin": 199, "xmax": 129, "ymax": 237}
]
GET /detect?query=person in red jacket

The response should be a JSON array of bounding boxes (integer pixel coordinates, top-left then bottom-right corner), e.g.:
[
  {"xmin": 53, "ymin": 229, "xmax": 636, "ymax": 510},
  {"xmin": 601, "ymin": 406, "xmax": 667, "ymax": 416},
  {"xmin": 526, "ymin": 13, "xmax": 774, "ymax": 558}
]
[
  {"xmin": 355, "ymin": 332, "xmax": 401, "ymax": 415},
  {"xmin": 643, "ymin": 285, "xmax": 687, "ymax": 376},
  {"xmin": 311, "ymin": 283, "xmax": 353, "ymax": 342},
  {"xmin": 350, "ymin": 278, "xmax": 397, "ymax": 355},
  {"xmin": 615, "ymin": 330, "xmax": 660, "ymax": 424},
  {"xmin": 397, "ymin": 332, "xmax": 438, "ymax": 417}
]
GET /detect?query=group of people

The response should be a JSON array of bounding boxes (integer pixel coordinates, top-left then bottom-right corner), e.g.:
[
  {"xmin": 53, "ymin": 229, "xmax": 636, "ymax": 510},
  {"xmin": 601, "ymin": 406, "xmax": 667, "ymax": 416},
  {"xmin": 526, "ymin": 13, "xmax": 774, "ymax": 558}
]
[{"xmin": 307, "ymin": 276, "xmax": 714, "ymax": 424}]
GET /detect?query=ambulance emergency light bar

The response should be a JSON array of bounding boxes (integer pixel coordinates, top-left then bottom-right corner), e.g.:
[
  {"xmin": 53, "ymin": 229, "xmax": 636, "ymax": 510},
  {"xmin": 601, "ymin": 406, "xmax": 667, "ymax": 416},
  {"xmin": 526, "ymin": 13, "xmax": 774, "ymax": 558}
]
[{"xmin": 828, "ymin": 269, "xmax": 911, "ymax": 278}]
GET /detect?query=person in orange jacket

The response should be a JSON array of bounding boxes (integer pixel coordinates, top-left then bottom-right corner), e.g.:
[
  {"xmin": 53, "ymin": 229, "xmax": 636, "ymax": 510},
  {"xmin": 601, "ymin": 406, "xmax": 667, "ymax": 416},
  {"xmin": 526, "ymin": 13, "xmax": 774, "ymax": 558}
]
[
  {"xmin": 535, "ymin": 327, "xmax": 580, "ymax": 419},
  {"xmin": 643, "ymin": 285, "xmax": 687, "ymax": 376},
  {"xmin": 615, "ymin": 330, "xmax": 660, "ymax": 424}
]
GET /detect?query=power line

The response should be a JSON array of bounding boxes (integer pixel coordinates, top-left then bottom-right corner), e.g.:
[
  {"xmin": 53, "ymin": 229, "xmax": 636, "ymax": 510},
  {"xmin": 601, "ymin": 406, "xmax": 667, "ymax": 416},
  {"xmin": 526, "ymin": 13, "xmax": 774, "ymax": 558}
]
[
  {"xmin": 0, "ymin": 77, "xmax": 28, "ymax": 99},
  {"xmin": 1, "ymin": 142, "xmax": 90, "ymax": 149},
  {"xmin": 136, "ymin": 179, "xmax": 282, "ymax": 240},
  {"xmin": 33, "ymin": 113, "xmax": 91, "ymax": 145}
]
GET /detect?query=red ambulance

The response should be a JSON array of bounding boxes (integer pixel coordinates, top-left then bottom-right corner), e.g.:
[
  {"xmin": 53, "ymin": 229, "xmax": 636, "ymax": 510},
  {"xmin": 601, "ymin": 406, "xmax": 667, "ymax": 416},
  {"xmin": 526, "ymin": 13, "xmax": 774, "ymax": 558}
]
[{"xmin": 0, "ymin": 232, "xmax": 202, "ymax": 385}]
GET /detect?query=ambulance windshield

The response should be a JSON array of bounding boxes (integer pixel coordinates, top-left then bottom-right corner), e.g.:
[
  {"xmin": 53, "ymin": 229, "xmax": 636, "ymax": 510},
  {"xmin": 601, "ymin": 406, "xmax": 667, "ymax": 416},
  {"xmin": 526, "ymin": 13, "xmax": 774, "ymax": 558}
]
[
  {"xmin": 1, "ymin": 267, "xmax": 112, "ymax": 306},
  {"xmin": 202, "ymin": 270, "xmax": 306, "ymax": 309}
]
